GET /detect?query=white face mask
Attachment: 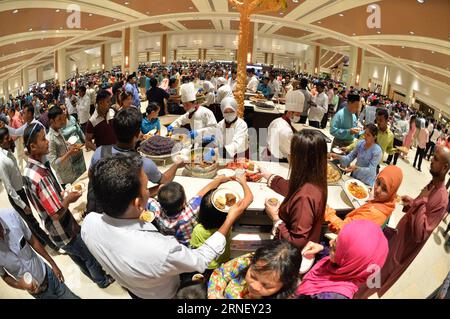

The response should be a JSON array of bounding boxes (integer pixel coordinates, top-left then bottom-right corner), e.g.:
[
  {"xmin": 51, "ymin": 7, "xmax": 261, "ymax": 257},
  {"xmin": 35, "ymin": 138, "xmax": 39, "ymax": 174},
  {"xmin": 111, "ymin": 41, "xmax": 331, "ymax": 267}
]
[
  {"xmin": 187, "ymin": 107, "xmax": 196, "ymax": 114},
  {"xmin": 291, "ymin": 115, "xmax": 301, "ymax": 123},
  {"xmin": 224, "ymin": 113, "xmax": 237, "ymax": 123}
]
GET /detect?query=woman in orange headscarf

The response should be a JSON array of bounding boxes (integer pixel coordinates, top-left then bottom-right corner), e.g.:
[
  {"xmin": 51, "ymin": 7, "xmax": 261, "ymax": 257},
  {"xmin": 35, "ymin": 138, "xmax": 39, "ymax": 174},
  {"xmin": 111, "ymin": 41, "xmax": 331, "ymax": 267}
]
[{"xmin": 325, "ymin": 165, "xmax": 403, "ymax": 233}]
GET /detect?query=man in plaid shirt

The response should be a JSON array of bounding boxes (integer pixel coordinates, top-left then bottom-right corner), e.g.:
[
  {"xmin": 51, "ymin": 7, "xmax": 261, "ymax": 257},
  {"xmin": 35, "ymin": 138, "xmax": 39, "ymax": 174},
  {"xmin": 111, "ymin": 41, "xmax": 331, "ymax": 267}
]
[
  {"xmin": 150, "ymin": 176, "xmax": 232, "ymax": 246},
  {"xmin": 23, "ymin": 123, "xmax": 114, "ymax": 288}
]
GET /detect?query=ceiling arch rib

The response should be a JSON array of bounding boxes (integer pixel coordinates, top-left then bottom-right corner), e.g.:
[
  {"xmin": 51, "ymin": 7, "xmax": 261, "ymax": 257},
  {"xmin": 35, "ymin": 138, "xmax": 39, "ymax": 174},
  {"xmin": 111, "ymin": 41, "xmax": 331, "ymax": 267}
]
[{"xmin": 0, "ymin": 3, "xmax": 447, "ymax": 94}]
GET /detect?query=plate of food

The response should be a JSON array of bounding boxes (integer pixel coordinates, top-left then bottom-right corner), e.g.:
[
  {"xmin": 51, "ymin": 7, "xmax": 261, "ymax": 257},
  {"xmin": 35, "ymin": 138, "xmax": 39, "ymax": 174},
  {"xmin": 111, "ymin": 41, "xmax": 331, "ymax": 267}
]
[
  {"xmin": 344, "ymin": 179, "xmax": 370, "ymax": 202},
  {"xmin": 212, "ymin": 188, "xmax": 241, "ymax": 213},
  {"xmin": 217, "ymin": 168, "xmax": 236, "ymax": 178},
  {"xmin": 70, "ymin": 182, "xmax": 85, "ymax": 193},
  {"xmin": 331, "ymin": 147, "xmax": 344, "ymax": 155},
  {"xmin": 171, "ymin": 133, "xmax": 190, "ymax": 146},
  {"xmin": 139, "ymin": 135, "xmax": 183, "ymax": 160},
  {"xmin": 225, "ymin": 160, "xmax": 262, "ymax": 182},
  {"xmin": 394, "ymin": 146, "xmax": 409, "ymax": 154},
  {"xmin": 67, "ymin": 136, "xmax": 78, "ymax": 145},
  {"xmin": 327, "ymin": 162, "xmax": 342, "ymax": 184},
  {"xmin": 299, "ymin": 255, "xmax": 315, "ymax": 275}
]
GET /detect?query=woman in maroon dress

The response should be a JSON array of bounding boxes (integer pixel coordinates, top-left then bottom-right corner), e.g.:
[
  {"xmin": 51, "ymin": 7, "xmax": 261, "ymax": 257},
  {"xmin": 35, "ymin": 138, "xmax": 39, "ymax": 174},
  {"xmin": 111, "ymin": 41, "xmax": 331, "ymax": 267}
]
[{"xmin": 261, "ymin": 130, "xmax": 328, "ymax": 251}]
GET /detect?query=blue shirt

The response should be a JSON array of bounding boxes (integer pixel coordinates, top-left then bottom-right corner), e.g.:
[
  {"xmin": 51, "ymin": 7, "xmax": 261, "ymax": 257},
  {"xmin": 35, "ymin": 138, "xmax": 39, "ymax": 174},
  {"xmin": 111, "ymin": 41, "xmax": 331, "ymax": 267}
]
[
  {"xmin": 141, "ymin": 117, "xmax": 161, "ymax": 134},
  {"xmin": 125, "ymin": 83, "xmax": 141, "ymax": 107},
  {"xmin": 257, "ymin": 83, "xmax": 272, "ymax": 98},
  {"xmin": 90, "ymin": 146, "xmax": 162, "ymax": 184},
  {"xmin": 330, "ymin": 106, "xmax": 358, "ymax": 141},
  {"xmin": 340, "ymin": 140, "xmax": 382, "ymax": 186},
  {"xmin": 145, "ymin": 77, "xmax": 151, "ymax": 92}
]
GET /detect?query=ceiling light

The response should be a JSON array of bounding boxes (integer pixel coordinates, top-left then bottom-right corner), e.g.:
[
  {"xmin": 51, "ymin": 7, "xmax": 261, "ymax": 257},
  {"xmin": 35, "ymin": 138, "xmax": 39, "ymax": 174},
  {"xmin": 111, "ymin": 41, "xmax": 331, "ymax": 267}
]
[
  {"xmin": 293, "ymin": 0, "xmax": 299, "ymax": 3},
  {"xmin": 402, "ymin": 46, "xmax": 405, "ymax": 48},
  {"xmin": 338, "ymin": 13, "xmax": 344, "ymax": 17},
  {"xmin": 352, "ymin": 33, "xmax": 356, "ymax": 36},
  {"xmin": 417, "ymin": 0, "xmax": 425, "ymax": 3},
  {"xmin": 55, "ymin": 9, "xmax": 60, "ymax": 12},
  {"xmin": 377, "ymin": 31, "xmax": 381, "ymax": 34},
  {"xmin": 188, "ymin": 6, "xmax": 193, "ymax": 9},
  {"xmin": 124, "ymin": 1, "xmax": 129, "ymax": 5},
  {"xmin": 409, "ymin": 31, "xmax": 415, "ymax": 35},
  {"xmin": 28, "ymin": 28, "xmax": 33, "ymax": 31},
  {"xmin": 12, "ymin": 9, "xmax": 19, "ymax": 14},
  {"xmin": 431, "ymin": 51, "xmax": 435, "ymax": 54},
  {"xmin": 317, "ymin": 21, "xmax": 322, "ymax": 24},
  {"xmin": 89, "ymin": 13, "xmax": 93, "ymax": 16}
]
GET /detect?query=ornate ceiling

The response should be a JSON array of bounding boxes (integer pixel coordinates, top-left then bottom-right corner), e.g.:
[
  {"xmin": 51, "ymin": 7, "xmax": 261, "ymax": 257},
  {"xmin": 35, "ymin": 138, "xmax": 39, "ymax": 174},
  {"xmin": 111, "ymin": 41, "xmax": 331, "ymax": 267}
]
[{"xmin": 0, "ymin": 0, "xmax": 448, "ymax": 91}]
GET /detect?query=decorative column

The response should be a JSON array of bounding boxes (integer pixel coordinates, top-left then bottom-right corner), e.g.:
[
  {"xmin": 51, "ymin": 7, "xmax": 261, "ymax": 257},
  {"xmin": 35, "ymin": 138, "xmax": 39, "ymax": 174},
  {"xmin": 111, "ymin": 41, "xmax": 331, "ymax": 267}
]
[
  {"xmin": 203, "ymin": 49, "xmax": 207, "ymax": 61},
  {"xmin": 348, "ymin": 46, "xmax": 363, "ymax": 87},
  {"xmin": 122, "ymin": 27, "xmax": 138, "ymax": 72},
  {"xmin": 54, "ymin": 49, "xmax": 66, "ymax": 86},
  {"xmin": 160, "ymin": 34, "xmax": 168, "ymax": 65},
  {"xmin": 231, "ymin": 0, "xmax": 287, "ymax": 117},
  {"xmin": 21, "ymin": 68, "xmax": 29, "ymax": 93},
  {"xmin": 101, "ymin": 43, "xmax": 112, "ymax": 71},
  {"xmin": 3, "ymin": 80, "xmax": 9, "ymax": 100},
  {"xmin": 146, "ymin": 51, "xmax": 150, "ymax": 63},
  {"xmin": 173, "ymin": 49, "xmax": 177, "ymax": 62},
  {"xmin": 314, "ymin": 46, "xmax": 321, "ymax": 75},
  {"xmin": 36, "ymin": 67, "xmax": 44, "ymax": 83}
]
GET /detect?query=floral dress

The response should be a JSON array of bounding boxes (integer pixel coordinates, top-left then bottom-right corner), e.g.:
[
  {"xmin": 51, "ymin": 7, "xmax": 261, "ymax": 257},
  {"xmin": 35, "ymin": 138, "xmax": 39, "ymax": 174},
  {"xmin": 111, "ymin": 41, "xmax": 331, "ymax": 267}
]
[{"xmin": 207, "ymin": 253, "xmax": 256, "ymax": 299}]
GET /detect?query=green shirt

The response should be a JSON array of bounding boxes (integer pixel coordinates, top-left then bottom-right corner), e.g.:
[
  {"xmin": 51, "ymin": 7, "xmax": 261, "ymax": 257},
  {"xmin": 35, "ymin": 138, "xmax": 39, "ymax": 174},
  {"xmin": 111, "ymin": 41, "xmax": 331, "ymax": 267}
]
[{"xmin": 190, "ymin": 224, "xmax": 231, "ymax": 269}]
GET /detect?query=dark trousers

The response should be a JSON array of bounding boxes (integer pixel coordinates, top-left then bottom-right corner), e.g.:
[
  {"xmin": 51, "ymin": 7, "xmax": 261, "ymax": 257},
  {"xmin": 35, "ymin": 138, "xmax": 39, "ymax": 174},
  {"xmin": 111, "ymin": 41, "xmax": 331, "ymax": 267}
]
[
  {"xmin": 320, "ymin": 105, "xmax": 333, "ymax": 129},
  {"xmin": 62, "ymin": 233, "xmax": 110, "ymax": 288},
  {"xmin": 80, "ymin": 122, "xmax": 87, "ymax": 134},
  {"xmin": 8, "ymin": 189, "xmax": 57, "ymax": 250},
  {"xmin": 413, "ymin": 147, "xmax": 426, "ymax": 171},
  {"xmin": 426, "ymin": 141, "xmax": 436, "ymax": 160},
  {"xmin": 89, "ymin": 105, "xmax": 95, "ymax": 116},
  {"xmin": 386, "ymin": 138, "xmax": 403, "ymax": 165},
  {"xmin": 309, "ymin": 120, "xmax": 320, "ymax": 128}
]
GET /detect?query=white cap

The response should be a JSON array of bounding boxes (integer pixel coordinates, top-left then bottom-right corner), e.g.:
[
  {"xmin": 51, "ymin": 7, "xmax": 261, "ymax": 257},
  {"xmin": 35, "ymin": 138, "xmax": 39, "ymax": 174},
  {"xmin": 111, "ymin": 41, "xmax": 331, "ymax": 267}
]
[
  {"xmin": 284, "ymin": 90, "xmax": 305, "ymax": 113},
  {"xmin": 180, "ymin": 82, "xmax": 197, "ymax": 103},
  {"xmin": 203, "ymin": 81, "xmax": 215, "ymax": 93},
  {"xmin": 220, "ymin": 97, "xmax": 238, "ymax": 113},
  {"xmin": 217, "ymin": 77, "xmax": 227, "ymax": 87}
]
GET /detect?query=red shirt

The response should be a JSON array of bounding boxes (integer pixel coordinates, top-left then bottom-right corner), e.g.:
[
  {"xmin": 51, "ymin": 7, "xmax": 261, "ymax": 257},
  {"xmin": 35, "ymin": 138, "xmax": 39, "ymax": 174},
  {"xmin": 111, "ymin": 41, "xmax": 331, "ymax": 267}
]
[{"xmin": 86, "ymin": 110, "xmax": 117, "ymax": 147}]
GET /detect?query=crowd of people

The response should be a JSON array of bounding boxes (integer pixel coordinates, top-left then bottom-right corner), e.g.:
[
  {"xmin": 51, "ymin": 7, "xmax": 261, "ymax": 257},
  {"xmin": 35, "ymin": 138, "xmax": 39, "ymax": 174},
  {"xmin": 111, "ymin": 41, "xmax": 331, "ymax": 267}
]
[{"xmin": 0, "ymin": 61, "xmax": 449, "ymax": 299}]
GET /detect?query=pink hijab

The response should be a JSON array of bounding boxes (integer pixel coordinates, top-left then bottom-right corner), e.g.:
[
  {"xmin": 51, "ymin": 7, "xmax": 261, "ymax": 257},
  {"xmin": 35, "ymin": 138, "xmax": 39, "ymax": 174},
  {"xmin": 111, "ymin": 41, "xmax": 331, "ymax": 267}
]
[{"xmin": 296, "ymin": 220, "xmax": 388, "ymax": 299}]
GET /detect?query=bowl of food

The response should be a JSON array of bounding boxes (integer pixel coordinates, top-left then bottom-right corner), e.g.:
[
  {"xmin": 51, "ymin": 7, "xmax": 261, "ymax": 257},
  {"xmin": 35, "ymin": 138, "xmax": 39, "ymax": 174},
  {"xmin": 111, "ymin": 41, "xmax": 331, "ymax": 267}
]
[
  {"xmin": 212, "ymin": 188, "xmax": 242, "ymax": 213},
  {"xmin": 185, "ymin": 148, "xmax": 219, "ymax": 178},
  {"xmin": 139, "ymin": 135, "xmax": 183, "ymax": 160},
  {"xmin": 344, "ymin": 179, "xmax": 370, "ymax": 202},
  {"xmin": 331, "ymin": 147, "xmax": 344, "ymax": 155},
  {"xmin": 67, "ymin": 136, "xmax": 78, "ymax": 145},
  {"xmin": 71, "ymin": 182, "xmax": 85, "ymax": 193},
  {"xmin": 327, "ymin": 162, "xmax": 342, "ymax": 184}
]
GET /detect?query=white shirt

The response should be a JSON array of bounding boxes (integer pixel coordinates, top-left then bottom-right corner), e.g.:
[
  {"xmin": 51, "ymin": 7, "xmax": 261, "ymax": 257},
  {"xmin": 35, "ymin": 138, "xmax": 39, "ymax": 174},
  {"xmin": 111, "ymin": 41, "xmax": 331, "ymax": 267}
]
[
  {"xmin": 86, "ymin": 87, "xmax": 96, "ymax": 106},
  {"xmin": 308, "ymin": 92, "xmax": 328, "ymax": 122},
  {"xmin": 430, "ymin": 129, "xmax": 440, "ymax": 143},
  {"xmin": 202, "ymin": 92, "xmax": 215, "ymax": 107},
  {"xmin": 228, "ymin": 78, "xmax": 237, "ymax": 91},
  {"xmin": 171, "ymin": 106, "xmax": 218, "ymax": 141},
  {"xmin": 0, "ymin": 148, "xmax": 26, "ymax": 209},
  {"xmin": 216, "ymin": 85, "xmax": 234, "ymax": 104},
  {"xmin": 267, "ymin": 117, "xmax": 294, "ymax": 160},
  {"xmin": 77, "ymin": 94, "xmax": 91, "ymax": 124},
  {"xmin": 217, "ymin": 118, "xmax": 248, "ymax": 158},
  {"xmin": 268, "ymin": 80, "xmax": 281, "ymax": 98},
  {"xmin": 81, "ymin": 213, "xmax": 225, "ymax": 299},
  {"xmin": 65, "ymin": 97, "xmax": 77, "ymax": 116},
  {"xmin": 247, "ymin": 76, "xmax": 259, "ymax": 93}
]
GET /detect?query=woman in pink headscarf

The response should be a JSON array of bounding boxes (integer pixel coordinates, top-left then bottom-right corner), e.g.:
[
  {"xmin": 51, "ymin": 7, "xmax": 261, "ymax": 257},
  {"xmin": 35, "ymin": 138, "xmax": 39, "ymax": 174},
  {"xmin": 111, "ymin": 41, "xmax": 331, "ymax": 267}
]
[{"xmin": 295, "ymin": 220, "xmax": 389, "ymax": 299}]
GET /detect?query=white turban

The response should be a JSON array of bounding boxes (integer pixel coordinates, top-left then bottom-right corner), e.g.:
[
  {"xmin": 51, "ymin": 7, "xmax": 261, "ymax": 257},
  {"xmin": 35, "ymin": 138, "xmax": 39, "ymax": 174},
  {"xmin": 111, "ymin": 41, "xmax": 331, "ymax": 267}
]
[
  {"xmin": 220, "ymin": 97, "xmax": 238, "ymax": 113},
  {"xmin": 203, "ymin": 81, "xmax": 215, "ymax": 93},
  {"xmin": 217, "ymin": 77, "xmax": 227, "ymax": 87}
]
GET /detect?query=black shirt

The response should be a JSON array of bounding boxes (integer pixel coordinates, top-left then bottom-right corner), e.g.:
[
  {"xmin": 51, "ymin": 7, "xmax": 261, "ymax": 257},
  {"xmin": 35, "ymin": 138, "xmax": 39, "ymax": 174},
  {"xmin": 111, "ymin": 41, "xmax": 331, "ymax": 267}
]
[{"xmin": 146, "ymin": 87, "xmax": 170, "ymax": 116}]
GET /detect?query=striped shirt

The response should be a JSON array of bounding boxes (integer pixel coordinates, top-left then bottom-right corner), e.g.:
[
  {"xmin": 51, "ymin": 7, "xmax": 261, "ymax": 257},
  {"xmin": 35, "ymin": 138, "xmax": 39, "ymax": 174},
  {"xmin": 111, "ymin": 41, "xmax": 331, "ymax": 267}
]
[{"xmin": 23, "ymin": 157, "xmax": 79, "ymax": 247}]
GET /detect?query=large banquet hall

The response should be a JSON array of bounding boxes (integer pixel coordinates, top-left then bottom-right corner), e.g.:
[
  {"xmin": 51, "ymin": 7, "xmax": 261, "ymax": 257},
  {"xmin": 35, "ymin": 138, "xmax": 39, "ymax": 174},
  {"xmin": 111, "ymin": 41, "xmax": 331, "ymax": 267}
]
[{"xmin": 0, "ymin": 0, "xmax": 449, "ymax": 301}]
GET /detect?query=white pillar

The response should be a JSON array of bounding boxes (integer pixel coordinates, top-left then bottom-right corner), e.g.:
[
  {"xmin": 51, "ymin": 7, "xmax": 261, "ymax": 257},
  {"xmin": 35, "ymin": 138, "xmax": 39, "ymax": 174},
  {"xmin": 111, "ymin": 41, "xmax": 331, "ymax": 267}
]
[
  {"xmin": 304, "ymin": 45, "xmax": 317, "ymax": 75},
  {"xmin": 21, "ymin": 68, "xmax": 29, "ymax": 93},
  {"xmin": 3, "ymin": 80, "xmax": 9, "ymax": 100},
  {"xmin": 36, "ymin": 67, "xmax": 44, "ymax": 83},
  {"xmin": 102, "ymin": 43, "xmax": 113, "ymax": 71},
  {"xmin": 55, "ymin": 48, "xmax": 67, "ymax": 86},
  {"xmin": 347, "ymin": 46, "xmax": 359, "ymax": 87},
  {"xmin": 129, "ymin": 26, "xmax": 139, "ymax": 72}
]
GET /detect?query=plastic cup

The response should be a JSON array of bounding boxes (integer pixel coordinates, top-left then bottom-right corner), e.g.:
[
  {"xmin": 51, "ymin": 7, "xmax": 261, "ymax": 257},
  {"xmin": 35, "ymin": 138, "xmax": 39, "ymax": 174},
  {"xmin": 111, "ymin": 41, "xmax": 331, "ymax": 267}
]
[
  {"xmin": 23, "ymin": 272, "xmax": 33, "ymax": 285},
  {"xmin": 235, "ymin": 168, "xmax": 245, "ymax": 178}
]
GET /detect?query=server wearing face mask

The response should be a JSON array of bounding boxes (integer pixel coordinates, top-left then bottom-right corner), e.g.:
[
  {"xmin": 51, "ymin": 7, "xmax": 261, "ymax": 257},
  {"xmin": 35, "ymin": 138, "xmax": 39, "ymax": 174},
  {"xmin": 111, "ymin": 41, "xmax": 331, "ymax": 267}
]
[
  {"xmin": 264, "ymin": 90, "xmax": 305, "ymax": 162},
  {"xmin": 216, "ymin": 97, "xmax": 249, "ymax": 160}
]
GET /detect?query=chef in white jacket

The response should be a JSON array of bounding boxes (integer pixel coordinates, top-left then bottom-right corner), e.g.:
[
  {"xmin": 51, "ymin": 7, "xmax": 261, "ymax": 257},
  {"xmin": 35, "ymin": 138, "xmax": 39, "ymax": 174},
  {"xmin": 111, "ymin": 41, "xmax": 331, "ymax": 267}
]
[
  {"xmin": 217, "ymin": 97, "xmax": 248, "ymax": 159},
  {"xmin": 216, "ymin": 77, "xmax": 234, "ymax": 104},
  {"xmin": 168, "ymin": 82, "xmax": 217, "ymax": 143},
  {"xmin": 264, "ymin": 89, "xmax": 305, "ymax": 162}
]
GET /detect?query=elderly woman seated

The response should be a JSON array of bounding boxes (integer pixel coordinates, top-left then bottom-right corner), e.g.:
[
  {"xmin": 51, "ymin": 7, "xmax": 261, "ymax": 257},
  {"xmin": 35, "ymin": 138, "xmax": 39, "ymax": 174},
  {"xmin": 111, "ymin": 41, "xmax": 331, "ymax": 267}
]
[{"xmin": 325, "ymin": 165, "xmax": 403, "ymax": 233}]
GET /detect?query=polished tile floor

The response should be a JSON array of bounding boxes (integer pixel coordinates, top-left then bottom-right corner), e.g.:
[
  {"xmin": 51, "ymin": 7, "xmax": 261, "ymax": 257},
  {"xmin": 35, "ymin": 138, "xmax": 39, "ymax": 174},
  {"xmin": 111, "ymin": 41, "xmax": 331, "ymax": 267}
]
[{"xmin": 0, "ymin": 128, "xmax": 448, "ymax": 299}]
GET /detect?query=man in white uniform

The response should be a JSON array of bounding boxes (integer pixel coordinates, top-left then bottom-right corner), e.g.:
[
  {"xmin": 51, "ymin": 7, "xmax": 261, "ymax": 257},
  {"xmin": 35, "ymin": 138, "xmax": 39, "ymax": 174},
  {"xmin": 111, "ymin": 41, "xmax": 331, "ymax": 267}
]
[
  {"xmin": 168, "ymin": 82, "xmax": 217, "ymax": 144},
  {"xmin": 217, "ymin": 97, "xmax": 248, "ymax": 159},
  {"xmin": 228, "ymin": 70, "xmax": 237, "ymax": 91},
  {"xmin": 308, "ymin": 82, "xmax": 328, "ymax": 128},
  {"xmin": 216, "ymin": 77, "xmax": 234, "ymax": 104},
  {"xmin": 265, "ymin": 89, "xmax": 305, "ymax": 162},
  {"xmin": 246, "ymin": 68, "xmax": 259, "ymax": 93}
]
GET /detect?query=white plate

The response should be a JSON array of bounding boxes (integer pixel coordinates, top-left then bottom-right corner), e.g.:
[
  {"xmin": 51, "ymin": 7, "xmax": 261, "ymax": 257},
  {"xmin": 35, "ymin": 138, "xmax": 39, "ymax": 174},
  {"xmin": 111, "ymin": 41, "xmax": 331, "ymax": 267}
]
[
  {"xmin": 67, "ymin": 136, "xmax": 78, "ymax": 145},
  {"xmin": 299, "ymin": 256, "xmax": 315, "ymax": 275},
  {"xmin": 212, "ymin": 188, "xmax": 241, "ymax": 213},
  {"xmin": 331, "ymin": 147, "xmax": 344, "ymax": 155},
  {"xmin": 217, "ymin": 169, "xmax": 236, "ymax": 177},
  {"xmin": 344, "ymin": 179, "xmax": 370, "ymax": 202}
]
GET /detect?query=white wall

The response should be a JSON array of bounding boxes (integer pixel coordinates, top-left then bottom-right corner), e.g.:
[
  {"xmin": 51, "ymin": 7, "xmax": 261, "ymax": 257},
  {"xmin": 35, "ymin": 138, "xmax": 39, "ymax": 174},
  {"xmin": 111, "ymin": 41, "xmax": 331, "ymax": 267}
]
[{"xmin": 361, "ymin": 59, "xmax": 450, "ymax": 116}]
